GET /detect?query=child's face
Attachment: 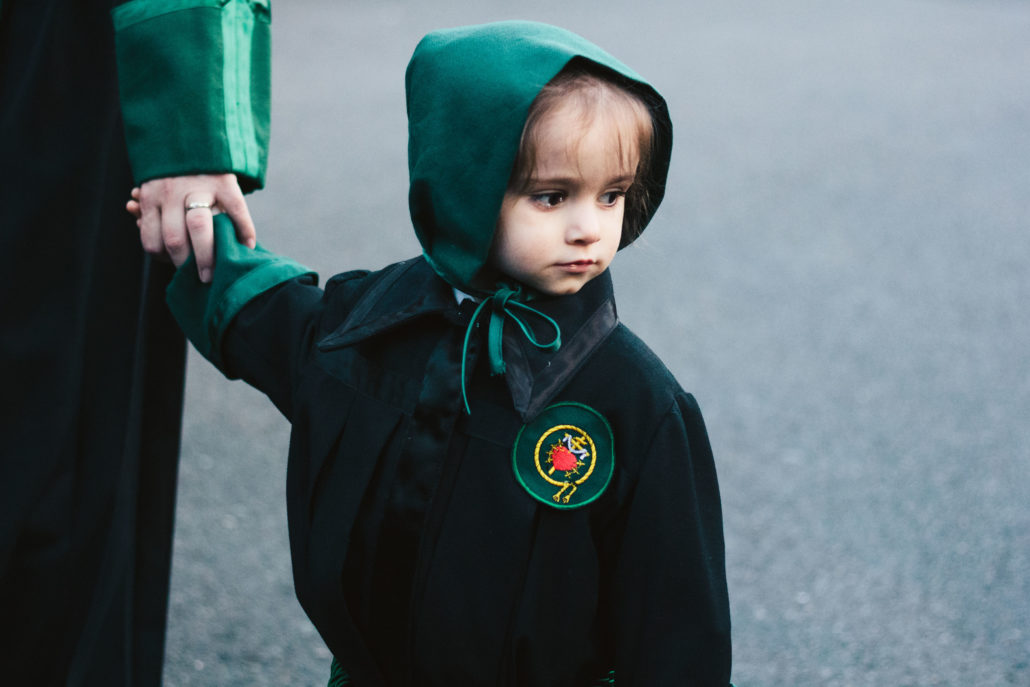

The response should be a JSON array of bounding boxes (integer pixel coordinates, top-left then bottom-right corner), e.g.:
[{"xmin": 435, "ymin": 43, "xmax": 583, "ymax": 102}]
[{"xmin": 492, "ymin": 102, "xmax": 639, "ymax": 296}]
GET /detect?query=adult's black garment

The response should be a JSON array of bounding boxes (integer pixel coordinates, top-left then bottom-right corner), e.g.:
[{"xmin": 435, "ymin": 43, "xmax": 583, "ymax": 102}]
[
  {"xmin": 167, "ymin": 236, "xmax": 732, "ymax": 685},
  {"xmin": 0, "ymin": 1, "xmax": 269, "ymax": 683},
  {"xmin": 0, "ymin": 3, "xmax": 184, "ymax": 683}
]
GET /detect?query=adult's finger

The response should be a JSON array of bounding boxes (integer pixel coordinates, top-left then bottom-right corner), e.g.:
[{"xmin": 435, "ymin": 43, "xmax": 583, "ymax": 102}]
[
  {"xmin": 138, "ymin": 182, "xmax": 165, "ymax": 257},
  {"xmin": 215, "ymin": 176, "xmax": 257, "ymax": 249},
  {"xmin": 184, "ymin": 192, "xmax": 216, "ymax": 282},
  {"xmin": 159, "ymin": 197, "xmax": 191, "ymax": 267},
  {"xmin": 127, "ymin": 186, "xmax": 142, "ymax": 218}
]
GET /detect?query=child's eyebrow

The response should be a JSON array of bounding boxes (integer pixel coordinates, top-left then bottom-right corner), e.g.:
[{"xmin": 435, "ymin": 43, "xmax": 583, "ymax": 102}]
[
  {"xmin": 607, "ymin": 174, "xmax": 637, "ymax": 186},
  {"xmin": 526, "ymin": 175, "xmax": 578, "ymax": 187},
  {"xmin": 527, "ymin": 173, "xmax": 637, "ymax": 187}
]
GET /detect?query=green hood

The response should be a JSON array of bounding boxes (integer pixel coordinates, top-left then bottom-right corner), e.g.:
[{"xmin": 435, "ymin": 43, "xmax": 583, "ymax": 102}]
[{"xmin": 406, "ymin": 20, "xmax": 673, "ymax": 294}]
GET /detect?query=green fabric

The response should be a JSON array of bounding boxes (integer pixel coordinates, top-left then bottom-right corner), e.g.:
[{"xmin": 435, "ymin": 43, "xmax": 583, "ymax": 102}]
[
  {"xmin": 166, "ymin": 214, "xmax": 315, "ymax": 368},
  {"xmin": 327, "ymin": 657, "xmax": 351, "ymax": 685},
  {"xmin": 112, "ymin": 0, "xmax": 271, "ymax": 190},
  {"xmin": 405, "ymin": 20, "xmax": 672, "ymax": 293}
]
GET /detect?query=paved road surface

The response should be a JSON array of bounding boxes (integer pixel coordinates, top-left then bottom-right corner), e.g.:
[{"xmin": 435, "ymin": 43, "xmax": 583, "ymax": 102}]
[{"xmin": 163, "ymin": 1, "xmax": 1030, "ymax": 684}]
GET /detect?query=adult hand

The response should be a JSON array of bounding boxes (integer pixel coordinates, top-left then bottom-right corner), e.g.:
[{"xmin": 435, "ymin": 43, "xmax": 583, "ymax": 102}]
[{"xmin": 126, "ymin": 173, "xmax": 257, "ymax": 282}]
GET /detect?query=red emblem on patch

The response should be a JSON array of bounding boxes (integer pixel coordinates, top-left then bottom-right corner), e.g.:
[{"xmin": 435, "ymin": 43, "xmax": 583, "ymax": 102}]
[{"xmin": 549, "ymin": 444, "xmax": 578, "ymax": 472}]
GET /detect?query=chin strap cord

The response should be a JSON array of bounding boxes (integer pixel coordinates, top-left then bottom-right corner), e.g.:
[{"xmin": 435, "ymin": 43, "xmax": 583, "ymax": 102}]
[{"xmin": 460, "ymin": 285, "xmax": 561, "ymax": 414}]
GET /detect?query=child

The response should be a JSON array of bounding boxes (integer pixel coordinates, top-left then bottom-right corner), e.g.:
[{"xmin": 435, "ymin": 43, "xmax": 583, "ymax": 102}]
[{"xmin": 137, "ymin": 20, "xmax": 731, "ymax": 686}]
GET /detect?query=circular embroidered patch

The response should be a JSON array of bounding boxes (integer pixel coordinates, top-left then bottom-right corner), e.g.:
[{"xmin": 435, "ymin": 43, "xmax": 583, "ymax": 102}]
[{"xmin": 512, "ymin": 402, "xmax": 614, "ymax": 509}]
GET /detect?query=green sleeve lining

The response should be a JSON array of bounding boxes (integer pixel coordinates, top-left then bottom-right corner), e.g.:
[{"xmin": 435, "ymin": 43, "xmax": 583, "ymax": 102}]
[
  {"xmin": 112, "ymin": 0, "xmax": 271, "ymax": 190},
  {"xmin": 166, "ymin": 215, "xmax": 316, "ymax": 370}
]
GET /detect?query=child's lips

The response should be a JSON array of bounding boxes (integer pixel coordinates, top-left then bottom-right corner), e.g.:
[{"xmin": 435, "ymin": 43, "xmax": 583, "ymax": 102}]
[{"xmin": 556, "ymin": 259, "xmax": 596, "ymax": 273}]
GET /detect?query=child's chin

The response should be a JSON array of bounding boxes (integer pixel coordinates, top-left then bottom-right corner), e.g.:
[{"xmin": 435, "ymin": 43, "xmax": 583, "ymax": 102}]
[{"xmin": 538, "ymin": 280, "xmax": 587, "ymax": 297}]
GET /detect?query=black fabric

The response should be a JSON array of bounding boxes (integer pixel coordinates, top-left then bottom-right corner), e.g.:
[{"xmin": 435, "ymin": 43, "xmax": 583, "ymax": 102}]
[
  {"xmin": 219, "ymin": 259, "xmax": 731, "ymax": 685},
  {"xmin": 0, "ymin": 1, "xmax": 185, "ymax": 684}
]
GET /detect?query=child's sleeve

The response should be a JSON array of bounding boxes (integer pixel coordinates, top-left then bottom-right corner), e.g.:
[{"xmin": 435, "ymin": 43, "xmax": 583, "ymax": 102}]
[
  {"xmin": 111, "ymin": 0, "xmax": 271, "ymax": 190},
  {"xmin": 166, "ymin": 213, "xmax": 321, "ymax": 418},
  {"xmin": 612, "ymin": 393, "xmax": 732, "ymax": 685}
]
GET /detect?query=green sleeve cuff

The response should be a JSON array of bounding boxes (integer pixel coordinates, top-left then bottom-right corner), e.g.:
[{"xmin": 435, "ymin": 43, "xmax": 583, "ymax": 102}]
[
  {"xmin": 112, "ymin": 0, "xmax": 271, "ymax": 191},
  {"xmin": 167, "ymin": 214, "xmax": 316, "ymax": 370}
]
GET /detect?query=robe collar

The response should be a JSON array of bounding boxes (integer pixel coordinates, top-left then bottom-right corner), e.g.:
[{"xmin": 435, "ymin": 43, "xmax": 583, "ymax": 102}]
[{"xmin": 317, "ymin": 257, "xmax": 619, "ymax": 422}]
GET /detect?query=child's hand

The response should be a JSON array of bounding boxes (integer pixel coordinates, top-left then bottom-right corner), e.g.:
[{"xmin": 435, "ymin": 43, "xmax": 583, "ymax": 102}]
[{"xmin": 125, "ymin": 173, "xmax": 257, "ymax": 283}]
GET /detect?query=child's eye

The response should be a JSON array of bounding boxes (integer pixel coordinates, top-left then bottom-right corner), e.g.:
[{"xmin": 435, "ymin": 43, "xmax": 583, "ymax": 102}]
[
  {"xmin": 530, "ymin": 192, "xmax": 566, "ymax": 208},
  {"xmin": 599, "ymin": 190, "xmax": 626, "ymax": 206}
]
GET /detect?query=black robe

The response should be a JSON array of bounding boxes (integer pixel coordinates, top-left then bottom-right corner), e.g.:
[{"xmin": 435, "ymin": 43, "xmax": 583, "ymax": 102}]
[
  {"xmin": 207, "ymin": 257, "xmax": 731, "ymax": 686},
  {"xmin": 0, "ymin": 2, "xmax": 184, "ymax": 683}
]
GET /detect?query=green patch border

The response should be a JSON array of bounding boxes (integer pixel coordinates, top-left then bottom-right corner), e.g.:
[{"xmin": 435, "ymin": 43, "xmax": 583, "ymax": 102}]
[{"xmin": 512, "ymin": 402, "xmax": 615, "ymax": 510}]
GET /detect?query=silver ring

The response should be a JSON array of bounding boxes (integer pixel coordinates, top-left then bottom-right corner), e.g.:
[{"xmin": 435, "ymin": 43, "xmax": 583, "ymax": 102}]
[{"xmin": 185, "ymin": 201, "xmax": 212, "ymax": 211}]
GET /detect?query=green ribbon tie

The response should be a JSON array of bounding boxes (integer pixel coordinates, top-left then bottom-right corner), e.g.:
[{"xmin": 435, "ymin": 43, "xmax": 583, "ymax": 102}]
[{"xmin": 460, "ymin": 286, "xmax": 561, "ymax": 414}]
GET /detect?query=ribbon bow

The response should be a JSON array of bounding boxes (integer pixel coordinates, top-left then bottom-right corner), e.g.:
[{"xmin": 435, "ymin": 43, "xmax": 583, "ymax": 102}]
[{"xmin": 460, "ymin": 286, "xmax": 561, "ymax": 414}]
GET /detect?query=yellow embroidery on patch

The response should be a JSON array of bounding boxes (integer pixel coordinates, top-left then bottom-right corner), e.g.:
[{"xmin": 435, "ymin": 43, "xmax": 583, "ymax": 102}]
[{"xmin": 533, "ymin": 424, "xmax": 598, "ymax": 503}]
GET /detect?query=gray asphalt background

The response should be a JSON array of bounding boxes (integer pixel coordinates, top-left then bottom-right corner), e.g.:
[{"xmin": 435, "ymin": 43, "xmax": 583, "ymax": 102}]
[{"xmin": 162, "ymin": 1, "xmax": 1030, "ymax": 685}]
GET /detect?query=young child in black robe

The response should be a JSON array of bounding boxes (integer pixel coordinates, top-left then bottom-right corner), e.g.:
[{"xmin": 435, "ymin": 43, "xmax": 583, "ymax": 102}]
[{"xmin": 131, "ymin": 20, "xmax": 733, "ymax": 686}]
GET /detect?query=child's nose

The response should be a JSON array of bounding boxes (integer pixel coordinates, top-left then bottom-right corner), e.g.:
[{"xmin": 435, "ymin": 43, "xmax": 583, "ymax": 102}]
[{"xmin": 566, "ymin": 205, "xmax": 602, "ymax": 244}]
